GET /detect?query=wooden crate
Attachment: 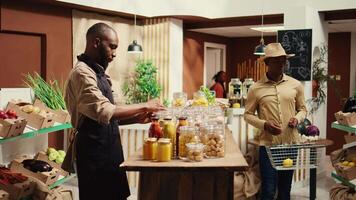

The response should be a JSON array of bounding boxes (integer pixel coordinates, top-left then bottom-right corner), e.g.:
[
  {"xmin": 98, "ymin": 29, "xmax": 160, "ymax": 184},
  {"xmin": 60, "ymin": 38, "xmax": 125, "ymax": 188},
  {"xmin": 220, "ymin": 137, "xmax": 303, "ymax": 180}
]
[
  {"xmin": 6, "ymin": 102, "xmax": 55, "ymax": 130},
  {"xmin": 34, "ymin": 151, "xmax": 69, "ymax": 177},
  {"xmin": 335, "ymin": 111, "xmax": 356, "ymax": 126},
  {"xmin": 0, "ymin": 118, "xmax": 27, "ymax": 138},
  {"xmin": 0, "ymin": 190, "xmax": 9, "ymax": 200},
  {"xmin": 33, "ymin": 99, "xmax": 70, "ymax": 124},
  {"xmin": 9, "ymin": 159, "xmax": 59, "ymax": 186},
  {"xmin": 0, "ymin": 179, "xmax": 35, "ymax": 200}
]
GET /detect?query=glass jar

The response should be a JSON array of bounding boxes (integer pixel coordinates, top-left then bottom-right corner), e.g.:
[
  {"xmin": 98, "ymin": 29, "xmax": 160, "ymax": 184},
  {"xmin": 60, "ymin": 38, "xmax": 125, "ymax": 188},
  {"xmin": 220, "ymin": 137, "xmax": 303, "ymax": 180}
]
[
  {"xmin": 192, "ymin": 91, "xmax": 208, "ymax": 107},
  {"xmin": 149, "ymin": 116, "xmax": 163, "ymax": 139},
  {"xmin": 178, "ymin": 126, "xmax": 200, "ymax": 159},
  {"xmin": 228, "ymin": 78, "xmax": 242, "ymax": 107},
  {"xmin": 242, "ymin": 78, "xmax": 255, "ymax": 107},
  {"xmin": 186, "ymin": 143, "xmax": 205, "ymax": 162},
  {"xmin": 156, "ymin": 138, "xmax": 172, "ymax": 162},
  {"xmin": 200, "ymin": 124, "xmax": 225, "ymax": 158},
  {"xmin": 162, "ymin": 118, "xmax": 176, "ymax": 158},
  {"xmin": 143, "ymin": 138, "xmax": 158, "ymax": 160},
  {"xmin": 173, "ymin": 92, "xmax": 187, "ymax": 107},
  {"xmin": 176, "ymin": 116, "xmax": 188, "ymax": 158}
]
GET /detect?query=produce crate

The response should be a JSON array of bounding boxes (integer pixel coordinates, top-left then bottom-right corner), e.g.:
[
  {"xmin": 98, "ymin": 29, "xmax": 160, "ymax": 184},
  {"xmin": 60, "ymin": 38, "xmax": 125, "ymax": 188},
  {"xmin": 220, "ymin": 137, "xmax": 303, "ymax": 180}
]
[
  {"xmin": 0, "ymin": 179, "xmax": 35, "ymax": 200},
  {"xmin": 33, "ymin": 99, "xmax": 70, "ymax": 124},
  {"xmin": 265, "ymin": 143, "xmax": 326, "ymax": 170},
  {"xmin": 335, "ymin": 111, "xmax": 356, "ymax": 126},
  {"xmin": 34, "ymin": 152, "xmax": 69, "ymax": 177},
  {"xmin": 6, "ymin": 102, "xmax": 55, "ymax": 130},
  {"xmin": 0, "ymin": 118, "xmax": 27, "ymax": 138},
  {"xmin": 9, "ymin": 159, "xmax": 59, "ymax": 186},
  {"xmin": 0, "ymin": 190, "xmax": 9, "ymax": 200}
]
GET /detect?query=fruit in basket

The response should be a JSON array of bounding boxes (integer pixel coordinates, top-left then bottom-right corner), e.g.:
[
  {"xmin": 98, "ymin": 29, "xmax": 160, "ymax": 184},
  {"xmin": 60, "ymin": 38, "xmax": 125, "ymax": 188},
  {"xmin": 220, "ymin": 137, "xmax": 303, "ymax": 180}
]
[
  {"xmin": 348, "ymin": 161, "xmax": 355, "ymax": 167},
  {"xmin": 22, "ymin": 105, "xmax": 34, "ymax": 113},
  {"xmin": 283, "ymin": 158, "xmax": 293, "ymax": 168},
  {"xmin": 32, "ymin": 106, "xmax": 41, "ymax": 114},
  {"xmin": 342, "ymin": 161, "xmax": 349, "ymax": 166},
  {"xmin": 0, "ymin": 111, "xmax": 6, "ymax": 119},
  {"xmin": 58, "ymin": 150, "xmax": 66, "ymax": 158},
  {"xmin": 47, "ymin": 148, "xmax": 56, "ymax": 155},
  {"xmin": 55, "ymin": 156, "xmax": 64, "ymax": 164},
  {"xmin": 6, "ymin": 110, "xmax": 17, "ymax": 119}
]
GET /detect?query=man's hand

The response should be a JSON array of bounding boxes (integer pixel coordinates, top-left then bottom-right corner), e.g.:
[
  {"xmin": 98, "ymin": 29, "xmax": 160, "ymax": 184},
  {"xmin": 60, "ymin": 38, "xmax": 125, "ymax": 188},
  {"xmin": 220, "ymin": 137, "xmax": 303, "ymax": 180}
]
[
  {"xmin": 288, "ymin": 118, "xmax": 298, "ymax": 128},
  {"xmin": 145, "ymin": 99, "xmax": 165, "ymax": 112},
  {"xmin": 135, "ymin": 112, "xmax": 152, "ymax": 124},
  {"xmin": 264, "ymin": 121, "xmax": 282, "ymax": 135}
]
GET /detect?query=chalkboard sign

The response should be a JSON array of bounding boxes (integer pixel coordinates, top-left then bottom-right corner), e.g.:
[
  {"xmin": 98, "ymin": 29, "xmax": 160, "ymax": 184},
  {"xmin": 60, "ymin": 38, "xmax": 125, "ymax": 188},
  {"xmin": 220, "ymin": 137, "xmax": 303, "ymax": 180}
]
[{"xmin": 277, "ymin": 29, "xmax": 312, "ymax": 81}]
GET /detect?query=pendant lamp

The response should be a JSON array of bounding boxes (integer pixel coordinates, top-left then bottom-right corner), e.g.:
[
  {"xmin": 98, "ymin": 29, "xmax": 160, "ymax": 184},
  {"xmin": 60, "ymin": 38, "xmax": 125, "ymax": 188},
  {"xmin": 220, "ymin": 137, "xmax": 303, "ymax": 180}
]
[{"xmin": 128, "ymin": 14, "xmax": 143, "ymax": 53}]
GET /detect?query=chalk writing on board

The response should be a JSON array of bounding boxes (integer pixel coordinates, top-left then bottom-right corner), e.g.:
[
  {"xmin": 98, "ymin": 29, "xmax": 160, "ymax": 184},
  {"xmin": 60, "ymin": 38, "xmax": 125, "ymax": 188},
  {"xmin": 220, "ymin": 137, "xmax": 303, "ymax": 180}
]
[{"xmin": 278, "ymin": 29, "xmax": 312, "ymax": 81}]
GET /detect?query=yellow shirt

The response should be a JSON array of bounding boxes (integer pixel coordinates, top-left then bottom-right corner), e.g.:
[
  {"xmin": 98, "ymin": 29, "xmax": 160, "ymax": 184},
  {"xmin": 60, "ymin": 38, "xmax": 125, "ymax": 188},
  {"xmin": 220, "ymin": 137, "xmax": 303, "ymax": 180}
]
[
  {"xmin": 65, "ymin": 61, "xmax": 116, "ymax": 129},
  {"xmin": 244, "ymin": 74, "xmax": 307, "ymax": 145}
]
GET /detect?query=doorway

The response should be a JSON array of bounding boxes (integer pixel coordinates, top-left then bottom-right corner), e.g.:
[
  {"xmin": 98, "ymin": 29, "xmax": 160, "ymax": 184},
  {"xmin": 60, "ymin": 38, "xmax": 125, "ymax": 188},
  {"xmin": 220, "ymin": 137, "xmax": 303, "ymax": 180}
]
[{"xmin": 204, "ymin": 42, "xmax": 226, "ymax": 88}]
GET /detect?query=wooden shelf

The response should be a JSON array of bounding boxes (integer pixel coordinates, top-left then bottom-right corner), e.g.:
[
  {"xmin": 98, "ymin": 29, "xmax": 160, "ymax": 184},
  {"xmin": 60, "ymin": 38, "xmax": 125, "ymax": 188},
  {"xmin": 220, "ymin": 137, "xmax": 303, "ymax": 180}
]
[{"xmin": 331, "ymin": 121, "xmax": 356, "ymax": 133}]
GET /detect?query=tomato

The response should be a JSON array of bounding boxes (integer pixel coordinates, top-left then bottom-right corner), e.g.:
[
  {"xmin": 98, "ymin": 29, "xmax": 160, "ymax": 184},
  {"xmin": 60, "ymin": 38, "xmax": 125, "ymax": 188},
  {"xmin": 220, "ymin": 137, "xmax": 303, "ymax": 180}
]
[{"xmin": 6, "ymin": 110, "xmax": 17, "ymax": 118}]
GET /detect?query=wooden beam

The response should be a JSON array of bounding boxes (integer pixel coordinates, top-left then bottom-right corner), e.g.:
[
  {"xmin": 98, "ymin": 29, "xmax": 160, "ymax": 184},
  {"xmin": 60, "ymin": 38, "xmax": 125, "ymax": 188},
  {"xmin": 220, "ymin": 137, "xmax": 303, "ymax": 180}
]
[{"xmin": 323, "ymin": 9, "xmax": 356, "ymax": 21}]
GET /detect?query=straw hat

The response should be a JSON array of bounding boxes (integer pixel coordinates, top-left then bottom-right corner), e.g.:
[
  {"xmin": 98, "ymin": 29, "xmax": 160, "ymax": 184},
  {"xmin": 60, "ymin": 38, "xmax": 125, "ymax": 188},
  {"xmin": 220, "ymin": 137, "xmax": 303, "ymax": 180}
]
[{"xmin": 262, "ymin": 43, "xmax": 295, "ymax": 60}]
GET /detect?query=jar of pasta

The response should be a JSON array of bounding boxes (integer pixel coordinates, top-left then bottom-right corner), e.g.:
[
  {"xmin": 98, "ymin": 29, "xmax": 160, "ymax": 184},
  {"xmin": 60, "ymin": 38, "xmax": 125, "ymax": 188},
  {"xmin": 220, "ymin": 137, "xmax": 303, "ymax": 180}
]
[
  {"xmin": 200, "ymin": 124, "xmax": 225, "ymax": 158},
  {"xmin": 178, "ymin": 126, "xmax": 199, "ymax": 159}
]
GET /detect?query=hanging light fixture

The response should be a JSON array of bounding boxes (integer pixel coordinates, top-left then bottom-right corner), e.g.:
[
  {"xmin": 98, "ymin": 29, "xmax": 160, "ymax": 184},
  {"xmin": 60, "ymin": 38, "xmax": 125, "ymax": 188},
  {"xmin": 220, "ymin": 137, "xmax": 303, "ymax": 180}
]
[
  {"xmin": 254, "ymin": 0, "xmax": 266, "ymax": 55},
  {"xmin": 128, "ymin": 14, "xmax": 143, "ymax": 53}
]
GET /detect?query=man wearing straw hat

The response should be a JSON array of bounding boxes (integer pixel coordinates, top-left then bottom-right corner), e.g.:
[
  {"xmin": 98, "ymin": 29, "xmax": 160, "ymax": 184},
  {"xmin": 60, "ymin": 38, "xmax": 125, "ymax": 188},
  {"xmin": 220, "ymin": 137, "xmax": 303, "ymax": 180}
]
[{"xmin": 244, "ymin": 43, "xmax": 307, "ymax": 200}]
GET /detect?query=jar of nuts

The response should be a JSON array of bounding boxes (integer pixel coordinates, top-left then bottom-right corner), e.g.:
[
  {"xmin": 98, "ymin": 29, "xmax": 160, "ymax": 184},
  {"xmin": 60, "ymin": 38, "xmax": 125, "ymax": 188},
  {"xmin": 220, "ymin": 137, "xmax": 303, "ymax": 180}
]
[
  {"xmin": 200, "ymin": 124, "xmax": 225, "ymax": 158},
  {"xmin": 186, "ymin": 143, "xmax": 205, "ymax": 162},
  {"xmin": 178, "ymin": 126, "xmax": 199, "ymax": 159}
]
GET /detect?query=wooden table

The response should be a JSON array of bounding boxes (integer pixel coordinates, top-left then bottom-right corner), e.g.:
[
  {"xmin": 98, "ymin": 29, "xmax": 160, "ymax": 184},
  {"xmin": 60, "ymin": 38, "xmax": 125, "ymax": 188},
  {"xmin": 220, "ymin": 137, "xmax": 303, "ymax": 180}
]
[
  {"xmin": 120, "ymin": 130, "xmax": 248, "ymax": 200},
  {"xmin": 248, "ymin": 139, "xmax": 333, "ymax": 200}
]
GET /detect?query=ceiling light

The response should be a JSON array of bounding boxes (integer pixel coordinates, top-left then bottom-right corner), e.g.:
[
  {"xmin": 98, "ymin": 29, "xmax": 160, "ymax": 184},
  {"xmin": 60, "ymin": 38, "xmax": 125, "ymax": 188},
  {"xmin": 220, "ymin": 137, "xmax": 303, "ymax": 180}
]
[
  {"xmin": 250, "ymin": 26, "xmax": 284, "ymax": 32},
  {"xmin": 128, "ymin": 14, "xmax": 143, "ymax": 54}
]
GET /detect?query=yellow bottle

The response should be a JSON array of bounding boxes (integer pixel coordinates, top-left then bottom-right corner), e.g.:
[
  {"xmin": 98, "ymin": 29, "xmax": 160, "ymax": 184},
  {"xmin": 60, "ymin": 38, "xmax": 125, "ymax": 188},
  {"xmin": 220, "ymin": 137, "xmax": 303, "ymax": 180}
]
[
  {"xmin": 143, "ymin": 138, "xmax": 158, "ymax": 160},
  {"xmin": 163, "ymin": 118, "xmax": 176, "ymax": 158},
  {"xmin": 157, "ymin": 138, "xmax": 172, "ymax": 162}
]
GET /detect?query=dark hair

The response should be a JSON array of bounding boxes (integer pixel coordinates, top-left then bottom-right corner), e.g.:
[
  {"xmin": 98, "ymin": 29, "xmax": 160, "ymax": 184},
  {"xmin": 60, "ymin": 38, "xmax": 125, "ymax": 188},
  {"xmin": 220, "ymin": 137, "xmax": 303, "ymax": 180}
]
[
  {"xmin": 212, "ymin": 71, "xmax": 225, "ymax": 82},
  {"xmin": 86, "ymin": 22, "xmax": 116, "ymax": 40}
]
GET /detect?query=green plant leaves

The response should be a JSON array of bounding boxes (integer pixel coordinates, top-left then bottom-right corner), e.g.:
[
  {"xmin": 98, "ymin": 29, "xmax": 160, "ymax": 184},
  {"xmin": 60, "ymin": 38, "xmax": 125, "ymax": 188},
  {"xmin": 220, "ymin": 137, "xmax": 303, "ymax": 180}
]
[{"xmin": 122, "ymin": 60, "xmax": 162, "ymax": 104}]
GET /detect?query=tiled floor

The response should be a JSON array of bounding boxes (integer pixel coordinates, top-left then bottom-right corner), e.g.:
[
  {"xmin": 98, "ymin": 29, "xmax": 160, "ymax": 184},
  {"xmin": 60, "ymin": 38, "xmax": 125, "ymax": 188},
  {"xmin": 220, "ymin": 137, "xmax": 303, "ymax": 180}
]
[{"xmin": 63, "ymin": 156, "xmax": 338, "ymax": 200}]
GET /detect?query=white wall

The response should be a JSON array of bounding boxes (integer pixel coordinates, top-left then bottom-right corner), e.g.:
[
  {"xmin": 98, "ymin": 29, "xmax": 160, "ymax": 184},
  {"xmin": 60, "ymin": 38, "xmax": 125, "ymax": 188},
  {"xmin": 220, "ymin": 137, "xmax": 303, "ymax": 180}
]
[
  {"xmin": 351, "ymin": 33, "xmax": 356, "ymax": 96},
  {"xmin": 169, "ymin": 18, "xmax": 183, "ymax": 98},
  {"xmin": 56, "ymin": 0, "xmax": 356, "ymax": 18}
]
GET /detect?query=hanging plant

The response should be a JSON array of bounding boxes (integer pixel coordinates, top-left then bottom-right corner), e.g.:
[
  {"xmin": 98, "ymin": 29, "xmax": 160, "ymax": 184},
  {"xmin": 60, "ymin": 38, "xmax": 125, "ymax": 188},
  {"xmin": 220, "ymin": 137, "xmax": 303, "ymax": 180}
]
[{"xmin": 122, "ymin": 59, "xmax": 162, "ymax": 104}]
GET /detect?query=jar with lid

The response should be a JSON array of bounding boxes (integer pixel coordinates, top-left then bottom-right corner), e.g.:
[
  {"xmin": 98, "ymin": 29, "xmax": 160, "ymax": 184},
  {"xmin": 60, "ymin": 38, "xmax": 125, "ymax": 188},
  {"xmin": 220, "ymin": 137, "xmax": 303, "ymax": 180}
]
[
  {"xmin": 162, "ymin": 117, "xmax": 176, "ymax": 158},
  {"xmin": 143, "ymin": 137, "xmax": 158, "ymax": 160},
  {"xmin": 186, "ymin": 143, "xmax": 205, "ymax": 162},
  {"xmin": 192, "ymin": 91, "xmax": 208, "ymax": 107},
  {"xmin": 178, "ymin": 126, "xmax": 200, "ymax": 159},
  {"xmin": 242, "ymin": 78, "xmax": 255, "ymax": 107},
  {"xmin": 156, "ymin": 138, "xmax": 172, "ymax": 162},
  {"xmin": 200, "ymin": 124, "xmax": 225, "ymax": 158},
  {"xmin": 148, "ymin": 116, "xmax": 163, "ymax": 139},
  {"xmin": 173, "ymin": 92, "xmax": 187, "ymax": 107},
  {"xmin": 228, "ymin": 78, "xmax": 242, "ymax": 107},
  {"xmin": 176, "ymin": 116, "xmax": 188, "ymax": 158}
]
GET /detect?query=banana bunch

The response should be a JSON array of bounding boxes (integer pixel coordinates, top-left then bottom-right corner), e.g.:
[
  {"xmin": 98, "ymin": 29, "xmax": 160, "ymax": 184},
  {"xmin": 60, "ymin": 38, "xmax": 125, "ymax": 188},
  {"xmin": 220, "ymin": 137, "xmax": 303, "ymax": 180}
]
[{"xmin": 47, "ymin": 148, "xmax": 66, "ymax": 164}]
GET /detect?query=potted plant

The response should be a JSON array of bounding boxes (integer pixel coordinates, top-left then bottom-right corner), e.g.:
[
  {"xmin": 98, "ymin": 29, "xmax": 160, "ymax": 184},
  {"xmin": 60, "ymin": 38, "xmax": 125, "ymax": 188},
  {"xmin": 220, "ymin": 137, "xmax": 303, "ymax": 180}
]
[{"xmin": 122, "ymin": 60, "xmax": 162, "ymax": 104}]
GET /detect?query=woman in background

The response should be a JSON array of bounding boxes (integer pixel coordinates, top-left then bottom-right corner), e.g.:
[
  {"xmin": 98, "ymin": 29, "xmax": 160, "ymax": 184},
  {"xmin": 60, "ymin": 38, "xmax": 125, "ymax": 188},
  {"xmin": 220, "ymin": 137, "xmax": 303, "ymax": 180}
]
[{"xmin": 210, "ymin": 71, "xmax": 227, "ymax": 98}]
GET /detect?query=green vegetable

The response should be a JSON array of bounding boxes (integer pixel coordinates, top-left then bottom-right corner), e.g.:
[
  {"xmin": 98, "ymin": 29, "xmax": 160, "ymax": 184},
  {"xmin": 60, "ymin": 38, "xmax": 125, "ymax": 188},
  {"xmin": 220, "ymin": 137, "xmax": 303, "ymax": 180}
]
[
  {"xmin": 47, "ymin": 148, "xmax": 57, "ymax": 155},
  {"xmin": 55, "ymin": 156, "xmax": 64, "ymax": 164},
  {"xmin": 23, "ymin": 72, "xmax": 66, "ymax": 110},
  {"xmin": 48, "ymin": 151, "xmax": 59, "ymax": 161},
  {"xmin": 58, "ymin": 150, "xmax": 66, "ymax": 158},
  {"xmin": 200, "ymin": 86, "xmax": 216, "ymax": 105}
]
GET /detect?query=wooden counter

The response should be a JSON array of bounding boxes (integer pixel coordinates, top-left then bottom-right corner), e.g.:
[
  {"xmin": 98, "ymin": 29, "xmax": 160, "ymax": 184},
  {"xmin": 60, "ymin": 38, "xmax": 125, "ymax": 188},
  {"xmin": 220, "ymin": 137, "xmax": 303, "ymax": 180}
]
[{"xmin": 120, "ymin": 129, "xmax": 248, "ymax": 200}]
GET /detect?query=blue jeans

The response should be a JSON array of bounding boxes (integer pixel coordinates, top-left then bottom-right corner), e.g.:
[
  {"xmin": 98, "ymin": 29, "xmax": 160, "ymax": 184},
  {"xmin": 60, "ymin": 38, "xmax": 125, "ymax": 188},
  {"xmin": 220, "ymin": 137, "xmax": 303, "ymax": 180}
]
[{"xmin": 259, "ymin": 146, "xmax": 294, "ymax": 200}]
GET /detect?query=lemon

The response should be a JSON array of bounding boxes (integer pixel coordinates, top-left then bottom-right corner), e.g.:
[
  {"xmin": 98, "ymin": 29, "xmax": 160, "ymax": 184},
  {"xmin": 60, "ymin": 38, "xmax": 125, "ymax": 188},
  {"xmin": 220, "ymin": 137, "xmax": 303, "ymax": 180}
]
[
  {"xmin": 283, "ymin": 158, "xmax": 293, "ymax": 168},
  {"xmin": 342, "ymin": 161, "xmax": 350, "ymax": 166},
  {"xmin": 348, "ymin": 162, "xmax": 355, "ymax": 167},
  {"xmin": 233, "ymin": 103, "xmax": 241, "ymax": 108}
]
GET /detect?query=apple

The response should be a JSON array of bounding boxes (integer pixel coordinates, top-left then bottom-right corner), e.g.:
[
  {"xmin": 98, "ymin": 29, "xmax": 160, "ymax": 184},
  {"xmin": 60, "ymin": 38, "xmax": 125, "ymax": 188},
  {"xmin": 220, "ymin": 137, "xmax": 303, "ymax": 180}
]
[
  {"xmin": 6, "ymin": 110, "xmax": 17, "ymax": 119},
  {"xmin": 0, "ymin": 111, "xmax": 6, "ymax": 119}
]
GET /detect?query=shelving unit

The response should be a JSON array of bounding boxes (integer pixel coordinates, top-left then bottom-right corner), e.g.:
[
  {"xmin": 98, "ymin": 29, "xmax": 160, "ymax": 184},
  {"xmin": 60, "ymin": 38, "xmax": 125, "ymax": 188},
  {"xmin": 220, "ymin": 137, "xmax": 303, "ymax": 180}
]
[
  {"xmin": 331, "ymin": 121, "xmax": 356, "ymax": 192},
  {"xmin": 0, "ymin": 122, "xmax": 76, "ymax": 191}
]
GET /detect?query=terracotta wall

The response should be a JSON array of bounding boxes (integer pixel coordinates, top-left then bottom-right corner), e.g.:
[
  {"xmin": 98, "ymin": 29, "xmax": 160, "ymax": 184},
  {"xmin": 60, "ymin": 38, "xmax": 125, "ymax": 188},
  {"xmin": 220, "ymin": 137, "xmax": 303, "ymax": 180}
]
[
  {"xmin": 183, "ymin": 31, "xmax": 233, "ymax": 98},
  {"xmin": 230, "ymin": 36, "xmax": 276, "ymax": 79},
  {"xmin": 0, "ymin": 0, "xmax": 72, "ymax": 149},
  {"xmin": 326, "ymin": 32, "xmax": 351, "ymax": 154}
]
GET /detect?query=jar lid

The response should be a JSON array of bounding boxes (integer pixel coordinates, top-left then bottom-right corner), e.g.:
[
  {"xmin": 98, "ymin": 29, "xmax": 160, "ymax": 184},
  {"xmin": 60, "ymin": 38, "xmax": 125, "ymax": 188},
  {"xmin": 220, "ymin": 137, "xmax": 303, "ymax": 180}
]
[
  {"xmin": 145, "ymin": 137, "xmax": 157, "ymax": 143},
  {"xmin": 178, "ymin": 116, "xmax": 187, "ymax": 120},
  {"xmin": 158, "ymin": 138, "xmax": 171, "ymax": 144}
]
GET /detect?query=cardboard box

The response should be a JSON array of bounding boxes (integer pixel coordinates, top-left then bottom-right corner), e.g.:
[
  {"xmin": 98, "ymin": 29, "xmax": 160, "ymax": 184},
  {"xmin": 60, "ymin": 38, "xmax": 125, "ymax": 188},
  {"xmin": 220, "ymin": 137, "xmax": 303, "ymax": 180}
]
[
  {"xmin": 33, "ymin": 99, "xmax": 70, "ymax": 124},
  {"xmin": 9, "ymin": 160, "xmax": 59, "ymax": 186},
  {"xmin": 335, "ymin": 111, "xmax": 356, "ymax": 126},
  {"xmin": 0, "ymin": 179, "xmax": 35, "ymax": 200},
  {"xmin": 0, "ymin": 190, "xmax": 9, "ymax": 200},
  {"xmin": 6, "ymin": 102, "xmax": 55, "ymax": 130},
  {"xmin": 0, "ymin": 118, "xmax": 27, "ymax": 138},
  {"xmin": 34, "ymin": 152, "xmax": 69, "ymax": 177}
]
